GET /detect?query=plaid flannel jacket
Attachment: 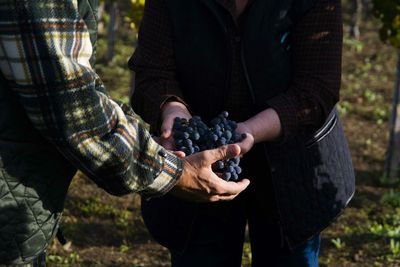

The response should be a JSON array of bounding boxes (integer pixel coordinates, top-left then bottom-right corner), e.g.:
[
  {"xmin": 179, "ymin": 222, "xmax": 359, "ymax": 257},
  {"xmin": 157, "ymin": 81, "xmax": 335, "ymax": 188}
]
[{"xmin": 0, "ymin": 0, "xmax": 182, "ymax": 197}]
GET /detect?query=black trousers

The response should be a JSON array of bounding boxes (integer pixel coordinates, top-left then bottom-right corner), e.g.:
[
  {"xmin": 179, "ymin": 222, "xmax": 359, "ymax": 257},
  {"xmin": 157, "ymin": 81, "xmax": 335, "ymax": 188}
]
[
  {"xmin": 170, "ymin": 144, "xmax": 321, "ymax": 267},
  {"xmin": 170, "ymin": 145, "xmax": 285, "ymax": 267}
]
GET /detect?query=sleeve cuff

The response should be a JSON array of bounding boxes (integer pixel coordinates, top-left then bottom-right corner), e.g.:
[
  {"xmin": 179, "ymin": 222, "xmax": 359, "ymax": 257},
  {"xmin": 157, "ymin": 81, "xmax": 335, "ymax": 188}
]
[
  {"xmin": 160, "ymin": 95, "xmax": 191, "ymax": 112},
  {"xmin": 140, "ymin": 149, "xmax": 183, "ymax": 199}
]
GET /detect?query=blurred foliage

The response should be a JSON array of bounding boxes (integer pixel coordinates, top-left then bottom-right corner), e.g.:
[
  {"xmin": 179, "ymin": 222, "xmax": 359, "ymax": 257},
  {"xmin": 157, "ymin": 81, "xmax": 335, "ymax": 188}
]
[
  {"xmin": 373, "ymin": 0, "xmax": 400, "ymax": 47},
  {"xmin": 127, "ymin": 0, "xmax": 145, "ymax": 30},
  {"xmin": 99, "ymin": 0, "xmax": 145, "ymax": 30}
]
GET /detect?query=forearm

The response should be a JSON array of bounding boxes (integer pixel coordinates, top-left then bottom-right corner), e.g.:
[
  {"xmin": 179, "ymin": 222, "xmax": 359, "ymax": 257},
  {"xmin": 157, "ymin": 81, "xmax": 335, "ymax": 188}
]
[{"xmin": 241, "ymin": 108, "xmax": 282, "ymax": 144}]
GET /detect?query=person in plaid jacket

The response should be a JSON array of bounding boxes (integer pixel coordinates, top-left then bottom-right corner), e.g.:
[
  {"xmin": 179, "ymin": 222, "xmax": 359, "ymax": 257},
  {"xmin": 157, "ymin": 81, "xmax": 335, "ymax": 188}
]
[{"xmin": 0, "ymin": 1, "xmax": 250, "ymax": 266}]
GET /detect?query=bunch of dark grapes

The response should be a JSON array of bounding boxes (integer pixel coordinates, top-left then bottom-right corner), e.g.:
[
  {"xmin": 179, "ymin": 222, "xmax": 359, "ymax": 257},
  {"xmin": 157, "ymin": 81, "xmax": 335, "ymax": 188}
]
[{"xmin": 173, "ymin": 111, "xmax": 243, "ymax": 181}]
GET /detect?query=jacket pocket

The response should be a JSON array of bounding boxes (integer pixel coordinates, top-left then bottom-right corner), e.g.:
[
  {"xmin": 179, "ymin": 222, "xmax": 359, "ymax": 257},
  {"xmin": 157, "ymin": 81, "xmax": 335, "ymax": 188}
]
[{"xmin": 305, "ymin": 111, "xmax": 338, "ymax": 148}]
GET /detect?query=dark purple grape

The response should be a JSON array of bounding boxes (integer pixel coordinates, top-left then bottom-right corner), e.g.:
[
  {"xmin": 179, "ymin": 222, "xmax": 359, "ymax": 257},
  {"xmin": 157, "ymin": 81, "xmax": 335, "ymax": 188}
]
[
  {"xmin": 228, "ymin": 166, "xmax": 235, "ymax": 173},
  {"xmin": 211, "ymin": 117, "xmax": 221, "ymax": 125},
  {"xmin": 192, "ymin": 116, "xmax": 201, "ymax": 121},
  {"xmin": 223, "ymin": 172, "xmax": 232, "ymax": 180},
  {"xmin": 223, "ymin": 130, "xmax": 232, "ymax": 140},
  {"xmin": 218, "ymin": 137, "xmax": 227, "ymax": 146},
  {"xmin": 211, "ymin": 134, "xmax": 218, "ymax": 142},
  {"xmin": 184, "ymin": 139, "xmax": 193, "ymax": 147},
  {"xmin": 198, "ymin": 128, "xmax": 205, "ymax": 136},
  {"xmin": 234, "ymin": 166, "xmax": 242, "ymax": 174},
  {"xmin": 216, "ymin": 160, "xmax": 224, "ymax": 170},
  {"xmin": 192, "ymin": 132, "xmax": 200, "ymax": 141},
  {"xmin": 229, "ymin": 121, "xmax": 237, "ymax": 129},
  {"xmin": 231, "ymin": 172, "xmax": 239, "ymax": 181},
  {"xmin": 172, "ymin": 111, "xmax": 243, "ymax": 181}
]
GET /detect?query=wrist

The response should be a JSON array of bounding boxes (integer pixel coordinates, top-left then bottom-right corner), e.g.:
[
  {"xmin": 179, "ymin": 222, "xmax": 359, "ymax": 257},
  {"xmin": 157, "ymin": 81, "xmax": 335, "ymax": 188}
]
[
  {"xmin": 170, "ymin": 159, "xmax": 196, "ymax": 196},
  {"xmin": 161, "ymin": 100, "xmax": 188, "ymax": 113},
  {"xmin": 239, "ymin": 121, "xmax": 255, "ymax": 140},
  {"xmin": 243, "ymin": 108, "xmax": 282, "ymax": 143},
  {"xmin": 161, "ymin": 101, "xmax": 191, "ymax": 125}
]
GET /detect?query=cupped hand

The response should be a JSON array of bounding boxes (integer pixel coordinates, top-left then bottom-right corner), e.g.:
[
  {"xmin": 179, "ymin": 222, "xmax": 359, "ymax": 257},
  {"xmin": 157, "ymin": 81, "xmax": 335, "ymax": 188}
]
[
  {"xmin": 171, "ymin": 144, "xmax": 250, "ymax": 202},
  {"xmin": 160, "ymin": 101, "xmax": 191, "ymax": 151}
]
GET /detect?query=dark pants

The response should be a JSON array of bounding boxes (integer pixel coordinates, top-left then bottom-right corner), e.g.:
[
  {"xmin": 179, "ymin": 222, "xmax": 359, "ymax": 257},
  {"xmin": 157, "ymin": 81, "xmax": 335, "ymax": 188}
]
[
  {"xmin": 170, "ymin": 145, "xmax": 320, "ymax": 267},
  {"xmin": 0, "ymin": 253, "xmax": 46, "ymax": 267}
]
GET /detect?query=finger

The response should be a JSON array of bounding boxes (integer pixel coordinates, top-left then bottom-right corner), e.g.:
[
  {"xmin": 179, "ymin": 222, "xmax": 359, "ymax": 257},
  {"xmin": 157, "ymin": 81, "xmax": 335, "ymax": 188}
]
[
  {"xmin": 172, "ymin": 150, "xmax": 186, "ymax": 158},
  {"xmin": 205, "ymin": 144, "xmax": 241, "ymax": 164},
  {"xmin": 238, "ymin": 133, "xmax": 253, "ymax": 144},
  {"xmin": 160, "ymin": 118, "xmax": 174, "ymax": 139},
  {"xmin": 237, "ymin": 139, "xmax": 251, "ymax": 154},
  {"xmin": 160, "ymin": 137, "xmax": 175, "ymax": 151},
  {"xmin": 208, "ymin": 180, "xmax": 250, "ymax": 201},
  {"xmin": 215, "ymin": 178, "xmax": 250, "ymax": 196},
  {"xmin": 209, "ymin": 194, "xmax": 237, "ymax": 202},
  {"xmin": 161, "ymin": 129, "xmax": 172, "ymax": 139}
]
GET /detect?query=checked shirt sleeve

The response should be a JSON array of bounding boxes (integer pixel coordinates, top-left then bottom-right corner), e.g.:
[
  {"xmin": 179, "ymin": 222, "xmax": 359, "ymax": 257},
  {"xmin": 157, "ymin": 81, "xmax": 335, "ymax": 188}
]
[{"xmin": 0, "ymin": 0, "xmax": 182, "ymax": 197}]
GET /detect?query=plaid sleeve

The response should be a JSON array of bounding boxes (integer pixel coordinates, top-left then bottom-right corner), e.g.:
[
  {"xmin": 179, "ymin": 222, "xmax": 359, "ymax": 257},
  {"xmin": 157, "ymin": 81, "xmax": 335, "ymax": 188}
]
[{"xmin": 0, "ymin": 0, "xmax": 182, "ymax": 197}]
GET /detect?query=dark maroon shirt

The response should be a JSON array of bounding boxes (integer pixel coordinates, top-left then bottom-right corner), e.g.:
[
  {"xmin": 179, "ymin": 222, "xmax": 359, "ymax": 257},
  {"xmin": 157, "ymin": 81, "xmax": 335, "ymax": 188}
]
[{"xmin": 129, "ymin": 0, "xmax": 343, "ymax": 140}]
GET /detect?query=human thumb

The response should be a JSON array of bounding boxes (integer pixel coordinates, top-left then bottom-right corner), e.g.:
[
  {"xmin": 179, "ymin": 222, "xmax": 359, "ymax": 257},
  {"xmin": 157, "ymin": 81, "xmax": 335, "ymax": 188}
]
[
  {"xmin": 207, "ymin": 144, "xmax": 241, "ymax": 163},
  {"xmin": 161, "ymin": 119, "xmax": 173, "ymax": 139}
]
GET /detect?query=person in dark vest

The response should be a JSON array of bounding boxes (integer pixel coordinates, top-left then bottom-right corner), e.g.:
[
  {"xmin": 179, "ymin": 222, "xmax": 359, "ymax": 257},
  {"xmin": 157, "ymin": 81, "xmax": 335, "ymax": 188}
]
[
  {"xmin": 0, "ymin": 1, "xmax": 251, "ymax": 266},
  {"xmin": 129, "ymin": 0, "xmax": 355, "ymax": 266}
]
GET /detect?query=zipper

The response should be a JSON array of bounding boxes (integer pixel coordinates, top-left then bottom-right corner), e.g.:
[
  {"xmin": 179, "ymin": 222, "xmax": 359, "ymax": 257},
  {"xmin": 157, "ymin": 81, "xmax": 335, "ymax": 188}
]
[
  {"xmin": 239, "ymin": 30, "xmax": 289, "ymax": 248},
  {"xmin": 235, "ymin": 10, "xmax": 290, "ymax": 247}
]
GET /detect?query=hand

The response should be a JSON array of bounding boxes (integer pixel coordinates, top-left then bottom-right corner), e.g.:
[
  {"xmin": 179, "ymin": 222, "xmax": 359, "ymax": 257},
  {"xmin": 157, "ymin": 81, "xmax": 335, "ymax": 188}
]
[
  {"xmin": 160, "ymin": 101, "xmax": 191, "ymax": 150},
  {"xmin": 236, "ymin": 122, "xmax": 255, "ymax": 155},
  {"xmin": 152, "ymin": 136, "xmax": 186, "ymax": 158},
  {"xmin": 171, "ymin": 144, "xmax": 250, "ymax": 202}
]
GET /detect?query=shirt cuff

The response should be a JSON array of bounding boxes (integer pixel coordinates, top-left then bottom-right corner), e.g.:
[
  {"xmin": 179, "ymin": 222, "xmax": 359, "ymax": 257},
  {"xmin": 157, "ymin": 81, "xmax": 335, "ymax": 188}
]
[
  {"xmin": 141, "ymin": 149, "xmax": 183, "ymax": 198},
  {"xmin": 159, "ymin": 95, "xmax": 191, "ymax": 112}
]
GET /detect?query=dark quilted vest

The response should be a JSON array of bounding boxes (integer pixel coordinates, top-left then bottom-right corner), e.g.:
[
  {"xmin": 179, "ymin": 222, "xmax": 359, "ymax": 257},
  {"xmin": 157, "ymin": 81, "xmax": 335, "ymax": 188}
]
[
  {"xmin": 0, "ymin": 0, "xmax": 98, "ymax": 264},
  {"xmin": 142, "ymin": 0, "xmax": 355, "ymax": 251}
]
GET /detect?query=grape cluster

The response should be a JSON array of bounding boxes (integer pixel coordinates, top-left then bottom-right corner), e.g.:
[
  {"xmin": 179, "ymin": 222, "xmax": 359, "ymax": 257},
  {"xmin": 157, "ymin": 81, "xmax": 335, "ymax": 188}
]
[{"xmin": 173, "ymin": 111, "xmax": 243, "ymax": 181}]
